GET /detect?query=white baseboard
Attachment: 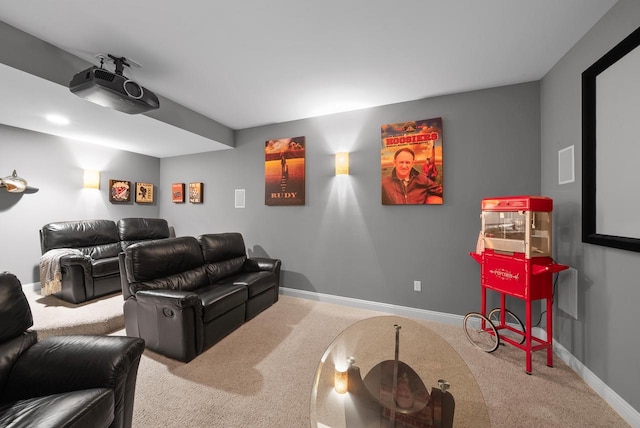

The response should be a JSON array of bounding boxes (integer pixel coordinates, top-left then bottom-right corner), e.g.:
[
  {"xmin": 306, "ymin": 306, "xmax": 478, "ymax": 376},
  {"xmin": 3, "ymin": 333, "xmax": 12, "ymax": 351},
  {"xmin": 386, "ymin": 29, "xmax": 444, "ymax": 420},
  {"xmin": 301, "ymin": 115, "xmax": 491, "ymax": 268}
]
[
  {"xmin": 552, "ymin": 340, "xmax": 640, "ymax": 427},
  {"xmin": 281, "ymin": 287, "xmax": 640, "ymax": 427},
  {"xmin": 22, "ymin": 282, "xmax": 40, "ymax": 293},
  {"xmin": 280, "ymin": 287, "xmax": 464, "ymax": 326}
]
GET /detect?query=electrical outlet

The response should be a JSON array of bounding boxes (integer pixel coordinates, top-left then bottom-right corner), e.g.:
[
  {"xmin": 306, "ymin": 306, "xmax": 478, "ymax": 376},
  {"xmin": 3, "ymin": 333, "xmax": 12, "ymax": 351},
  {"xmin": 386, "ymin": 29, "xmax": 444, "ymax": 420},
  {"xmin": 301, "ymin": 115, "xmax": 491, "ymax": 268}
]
[{"xmin": 413, "ymin": 280, "xmax": 421, "ymax": 291}]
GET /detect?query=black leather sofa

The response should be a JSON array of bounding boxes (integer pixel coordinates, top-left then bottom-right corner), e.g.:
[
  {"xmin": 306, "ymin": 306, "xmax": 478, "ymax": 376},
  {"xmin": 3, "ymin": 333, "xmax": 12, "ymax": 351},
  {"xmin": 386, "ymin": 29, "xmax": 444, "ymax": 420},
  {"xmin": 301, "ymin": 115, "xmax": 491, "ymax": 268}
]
[
  {"xmin": 0, "ymin": 271, "xmax": 145, "ymax": 428},
  {"xmin": 119, "ymin": 233, "xmax": 281, "ymax": 362},
  {"xmin": 39, "ymin": 218, "xmax": 171, "ymax": 304}
]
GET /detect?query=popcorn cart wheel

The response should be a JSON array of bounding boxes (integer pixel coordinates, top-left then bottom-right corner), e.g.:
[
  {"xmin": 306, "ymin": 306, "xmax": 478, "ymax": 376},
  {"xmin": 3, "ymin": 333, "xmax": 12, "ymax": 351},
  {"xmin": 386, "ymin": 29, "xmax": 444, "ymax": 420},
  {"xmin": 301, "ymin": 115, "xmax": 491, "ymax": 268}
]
[
  {"xmin": 462, "ymin": 312, "xmax": 499, "ymax": 353},
  {"xmin": 463, "ymin": 309, "xmax": 526, "ymax": 352},
  {"xmin": 488, "ymin": 308, "xmax": 526, "ymax": 345}
]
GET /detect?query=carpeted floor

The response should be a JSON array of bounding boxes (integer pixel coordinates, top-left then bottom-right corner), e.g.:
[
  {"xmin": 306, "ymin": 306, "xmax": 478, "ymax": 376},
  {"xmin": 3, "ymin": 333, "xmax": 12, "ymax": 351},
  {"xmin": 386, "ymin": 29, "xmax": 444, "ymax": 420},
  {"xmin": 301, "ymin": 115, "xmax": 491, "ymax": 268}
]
[
  {"xmin": 25, "ymin": 289, "xmax": 629, "ymax": 427},
  {"xmin": 26, "ymin": 288, "xmax": 124, "ymax": 339}
]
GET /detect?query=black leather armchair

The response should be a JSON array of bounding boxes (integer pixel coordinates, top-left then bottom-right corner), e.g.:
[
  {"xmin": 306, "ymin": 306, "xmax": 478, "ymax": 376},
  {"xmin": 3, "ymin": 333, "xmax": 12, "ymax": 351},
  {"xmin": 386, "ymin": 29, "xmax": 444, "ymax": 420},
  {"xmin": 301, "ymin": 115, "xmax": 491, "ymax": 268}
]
[{"xmin": 0, "ymin": 272, "xmax": 145, "ymax": 428}]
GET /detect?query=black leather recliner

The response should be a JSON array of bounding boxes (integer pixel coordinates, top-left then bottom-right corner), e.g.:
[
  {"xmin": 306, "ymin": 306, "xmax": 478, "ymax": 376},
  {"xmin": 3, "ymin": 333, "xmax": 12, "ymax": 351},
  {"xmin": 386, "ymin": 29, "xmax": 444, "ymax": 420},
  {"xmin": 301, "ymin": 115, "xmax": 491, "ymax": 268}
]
[
  {"xmin": 39, "ymin": 218, "xmax": 171, "ymax": 303},
  {"xmin": 120, "ymin": 233, "xmax": 281, "ymax": 362},
  {"xmin": 0, "ymin": 271, "xmax": 145, "ymax": 428}
]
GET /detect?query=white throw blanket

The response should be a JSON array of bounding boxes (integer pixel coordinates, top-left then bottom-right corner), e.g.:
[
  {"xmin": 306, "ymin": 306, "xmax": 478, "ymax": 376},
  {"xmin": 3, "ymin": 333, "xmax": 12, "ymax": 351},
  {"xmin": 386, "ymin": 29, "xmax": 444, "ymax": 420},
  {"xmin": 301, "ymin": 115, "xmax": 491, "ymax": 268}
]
[{"xmin": 39, "ymin": 248, "xmax": 83, "ymax": 296}]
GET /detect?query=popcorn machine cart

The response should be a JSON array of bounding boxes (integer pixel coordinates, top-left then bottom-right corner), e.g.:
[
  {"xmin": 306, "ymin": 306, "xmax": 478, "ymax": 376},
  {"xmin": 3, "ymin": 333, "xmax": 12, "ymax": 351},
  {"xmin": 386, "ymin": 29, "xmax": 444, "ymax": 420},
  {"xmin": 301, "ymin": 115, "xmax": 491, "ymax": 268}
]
[{"xmin": 467, "ymin": 196, "xmax": 568, "ymax": 374}]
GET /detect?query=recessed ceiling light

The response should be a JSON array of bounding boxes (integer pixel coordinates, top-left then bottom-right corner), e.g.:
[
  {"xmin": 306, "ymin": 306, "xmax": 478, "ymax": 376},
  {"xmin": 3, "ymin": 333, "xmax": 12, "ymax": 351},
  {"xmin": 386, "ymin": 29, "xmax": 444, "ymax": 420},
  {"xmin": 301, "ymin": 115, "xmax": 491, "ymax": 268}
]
[{"xmin": 46, "ymin": 114, "xmax": 70, "ymax": 125}]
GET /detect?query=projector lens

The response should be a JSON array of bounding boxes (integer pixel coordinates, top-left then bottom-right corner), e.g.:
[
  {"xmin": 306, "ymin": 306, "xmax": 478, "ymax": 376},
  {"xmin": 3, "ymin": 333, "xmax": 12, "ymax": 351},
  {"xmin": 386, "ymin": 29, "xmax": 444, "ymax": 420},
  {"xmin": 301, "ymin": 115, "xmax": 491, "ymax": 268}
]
[{"xmin": 123, "ymin": 80, "xmax": 143, "ymax": 99}]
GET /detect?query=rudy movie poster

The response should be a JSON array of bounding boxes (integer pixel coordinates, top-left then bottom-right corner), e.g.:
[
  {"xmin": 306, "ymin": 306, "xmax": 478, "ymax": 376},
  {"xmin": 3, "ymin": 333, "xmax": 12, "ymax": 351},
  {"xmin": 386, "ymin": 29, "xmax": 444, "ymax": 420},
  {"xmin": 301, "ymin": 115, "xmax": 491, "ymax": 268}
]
[
  {"xmin": 265, "ymin": 136, "xmax": 305, "ymax": 206},
  {"xmin": 381, "ymin": 117, "xmax": 443, "ymax": 205}
]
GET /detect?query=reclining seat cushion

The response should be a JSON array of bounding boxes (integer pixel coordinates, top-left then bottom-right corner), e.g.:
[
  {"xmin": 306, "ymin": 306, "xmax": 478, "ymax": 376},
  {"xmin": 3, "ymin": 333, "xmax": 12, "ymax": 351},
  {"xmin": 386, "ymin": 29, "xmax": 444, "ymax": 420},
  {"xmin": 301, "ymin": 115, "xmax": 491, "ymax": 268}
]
[
  {"xmin": 227, "ymin": 271, "xmax": 275, "ymax": 298},
  {"xmin": 91, "ymin": 257, "xmax": 120, "ymax": 278},
  {"xmin": 118, "ymin": 218, "xmax": 171, "ymax": 251},
  {"xmin": 195, "ymin": 284, "xmax": 248, "ymax": 323},
  {"xmin": 125, "ymin": 236, "xmax": 209, "ymax": 293},
  {"xmin": 82, "ymin": 240, "xmax": 121, "ymax": 278},
  {"xmin": 197, "ymin": 233, "xmax": 247, "ymax": 283}
]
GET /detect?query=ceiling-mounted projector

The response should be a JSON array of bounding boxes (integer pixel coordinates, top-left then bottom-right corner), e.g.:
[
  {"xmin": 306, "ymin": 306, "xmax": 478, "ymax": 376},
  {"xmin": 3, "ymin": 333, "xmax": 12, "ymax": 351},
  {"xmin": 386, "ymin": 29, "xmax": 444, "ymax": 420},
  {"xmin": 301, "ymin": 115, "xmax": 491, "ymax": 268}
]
[{"xmin": 69, "ymin": 54, "xmax": 159, "ymax": 114}]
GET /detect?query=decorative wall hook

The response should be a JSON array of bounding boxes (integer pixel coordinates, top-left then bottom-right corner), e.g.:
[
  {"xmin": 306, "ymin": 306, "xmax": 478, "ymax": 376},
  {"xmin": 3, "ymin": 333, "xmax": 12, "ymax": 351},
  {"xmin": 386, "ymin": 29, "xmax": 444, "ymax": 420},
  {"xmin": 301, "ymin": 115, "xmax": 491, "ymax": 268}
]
[{"xmin": 0, "ymin": 170, "xmax": 39, "ymax": 193}]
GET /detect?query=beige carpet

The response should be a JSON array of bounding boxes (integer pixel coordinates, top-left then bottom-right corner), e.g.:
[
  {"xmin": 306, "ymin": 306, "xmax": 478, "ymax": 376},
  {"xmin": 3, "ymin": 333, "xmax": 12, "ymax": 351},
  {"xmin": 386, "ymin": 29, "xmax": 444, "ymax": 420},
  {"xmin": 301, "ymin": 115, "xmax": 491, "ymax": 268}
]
[
  {"xmin": 26, "ymin": 290, "xmax": 629, "ymax": 427},
  {"xmin": 25, "ymin": 288, "xmax": 124, "ymax": 339}
]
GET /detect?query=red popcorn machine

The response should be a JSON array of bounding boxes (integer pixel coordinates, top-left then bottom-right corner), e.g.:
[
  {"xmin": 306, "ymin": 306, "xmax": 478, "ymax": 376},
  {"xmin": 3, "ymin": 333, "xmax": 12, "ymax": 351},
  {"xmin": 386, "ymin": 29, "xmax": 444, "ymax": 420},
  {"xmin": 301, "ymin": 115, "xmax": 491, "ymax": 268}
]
[{"xmin": 467, "ymin": 196, "xmax": 568, "ymax": 374}]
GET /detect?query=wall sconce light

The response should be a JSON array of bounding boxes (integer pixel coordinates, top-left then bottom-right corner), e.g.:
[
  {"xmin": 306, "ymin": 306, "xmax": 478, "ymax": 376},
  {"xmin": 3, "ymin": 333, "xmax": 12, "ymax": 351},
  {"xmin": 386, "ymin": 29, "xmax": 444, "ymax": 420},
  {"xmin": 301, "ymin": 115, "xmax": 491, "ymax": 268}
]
[
  {"xmin": 83, "ymin": 169, "xmax": 100, "ymax": 189},
  {"xmin": 335, "ymin": 152, "xmax": 349, "ymax": 175}
]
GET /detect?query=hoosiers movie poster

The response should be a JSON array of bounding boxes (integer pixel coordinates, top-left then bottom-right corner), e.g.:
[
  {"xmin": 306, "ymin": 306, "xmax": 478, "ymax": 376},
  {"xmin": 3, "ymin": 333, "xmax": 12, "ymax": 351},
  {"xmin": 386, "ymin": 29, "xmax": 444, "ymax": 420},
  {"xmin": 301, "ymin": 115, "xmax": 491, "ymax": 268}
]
[
  {"xmin": 381, "ymin": 118, "xmax": 444, "ymax": 205},
  {"xmin": 265, "ymin": 136, "xmax": 305, "ymax": 206}
]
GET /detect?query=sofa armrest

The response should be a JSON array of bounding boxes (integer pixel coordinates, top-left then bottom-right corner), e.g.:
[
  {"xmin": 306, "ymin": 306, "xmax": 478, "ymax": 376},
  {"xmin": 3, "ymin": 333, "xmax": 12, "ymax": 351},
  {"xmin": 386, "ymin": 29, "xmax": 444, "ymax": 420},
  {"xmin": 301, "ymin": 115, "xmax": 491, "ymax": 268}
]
[
  {"xmin": 4, "ymin": 335, "xmax": 145, "ymax": 401},
  {"xmin": 59, "ymin": 253, "xmax": 92, "ymax": 271},
  {"xmin": 57, "ymin": 254, "xmax": 95, "ymax": 303},
  {"xmin": 133, "ymin": 289, "xmax": 203, "ymax": 362},
  {"xmin": 244, "ymin": 257, "xmax": 281, "ymax": 273},
  {"xmin": 135, "ymin": 289, "xmax": 201, "ymax": 309},
  {"xmin": 60, "ymin": 253, "xmax": 93, "ymax": 286},
  {"xmin": 244, "ymin": 258, "xmax": 281, "ymax": 304}
]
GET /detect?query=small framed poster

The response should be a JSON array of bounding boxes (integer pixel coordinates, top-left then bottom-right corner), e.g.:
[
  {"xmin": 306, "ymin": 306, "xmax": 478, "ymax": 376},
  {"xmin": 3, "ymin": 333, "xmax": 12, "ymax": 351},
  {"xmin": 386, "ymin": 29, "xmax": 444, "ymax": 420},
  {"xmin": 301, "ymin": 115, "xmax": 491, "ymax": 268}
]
[
  {"xmin": 172, "ymin": 183, "xmax": 185, "ymax": 203},
  {"xmin": 189, "ymin": 182, "xmax": 203, "ymax": 203},
  {"xmin": 135, "ymin": 182, "xmax": 154, "ymax": 203},
  {"xmin": 109, "ymin": 179, "xmax": 131, "ymax": 203}
]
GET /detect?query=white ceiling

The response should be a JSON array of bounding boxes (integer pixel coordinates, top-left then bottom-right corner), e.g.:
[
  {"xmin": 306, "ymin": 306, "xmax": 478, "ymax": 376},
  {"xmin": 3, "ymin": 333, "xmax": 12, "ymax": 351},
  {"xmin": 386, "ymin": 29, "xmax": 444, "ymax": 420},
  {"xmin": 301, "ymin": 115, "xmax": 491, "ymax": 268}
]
[{"xmin": 0, "ymin": 0, "xmax": 617, "ymax": 158}]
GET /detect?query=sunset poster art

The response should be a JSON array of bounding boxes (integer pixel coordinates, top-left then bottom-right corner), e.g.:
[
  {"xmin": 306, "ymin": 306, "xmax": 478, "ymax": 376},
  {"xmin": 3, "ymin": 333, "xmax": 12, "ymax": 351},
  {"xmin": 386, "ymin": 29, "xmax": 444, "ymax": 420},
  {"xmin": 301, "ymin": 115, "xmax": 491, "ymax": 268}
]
[
  {"xmin": 381, "ymin": 117, "xmax": 444, "ymax": 205},
  {"xmin": 265, "ymin": 136, "xmax": 305, "ymax": 206}
]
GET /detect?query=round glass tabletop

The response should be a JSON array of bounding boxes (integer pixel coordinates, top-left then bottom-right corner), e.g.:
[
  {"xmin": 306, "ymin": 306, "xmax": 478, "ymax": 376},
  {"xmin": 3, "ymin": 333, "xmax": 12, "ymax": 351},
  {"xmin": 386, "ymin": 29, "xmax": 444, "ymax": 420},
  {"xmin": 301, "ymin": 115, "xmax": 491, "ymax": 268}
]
[{"xmin": 310, "ymin": 316, "xmax": 489, "ymax": 427}]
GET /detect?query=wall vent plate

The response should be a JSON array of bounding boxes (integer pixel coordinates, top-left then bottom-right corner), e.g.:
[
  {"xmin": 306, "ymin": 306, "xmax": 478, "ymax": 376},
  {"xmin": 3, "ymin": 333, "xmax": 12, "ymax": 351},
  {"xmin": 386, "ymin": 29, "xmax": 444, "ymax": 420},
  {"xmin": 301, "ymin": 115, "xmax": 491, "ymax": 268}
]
[
  {"xmin": 557, "ymin": 267, "xmax": 578, "ymax": 319},
  {"xmin": 558, "ymin": 145, "xmax": 575, "ymax": 184},
  {"xmin": 235, "ymin": 189, "xmax": 245, "ymax": 208}
]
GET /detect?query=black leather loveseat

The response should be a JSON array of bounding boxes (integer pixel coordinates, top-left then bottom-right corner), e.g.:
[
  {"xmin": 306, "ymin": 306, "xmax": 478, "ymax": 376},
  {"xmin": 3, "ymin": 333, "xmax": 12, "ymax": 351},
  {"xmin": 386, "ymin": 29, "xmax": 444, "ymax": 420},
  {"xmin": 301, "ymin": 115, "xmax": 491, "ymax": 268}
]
[
  {"xmin": 119, "ymin": 233, "xmax": 281, "ymax": 362},
  {"xmin": 0, "ymin": 271, "xmax": 145, "ymax": 428},
  {"xmin": 39, "ymin": 218, "xmax": 171, "ymax": 304}
]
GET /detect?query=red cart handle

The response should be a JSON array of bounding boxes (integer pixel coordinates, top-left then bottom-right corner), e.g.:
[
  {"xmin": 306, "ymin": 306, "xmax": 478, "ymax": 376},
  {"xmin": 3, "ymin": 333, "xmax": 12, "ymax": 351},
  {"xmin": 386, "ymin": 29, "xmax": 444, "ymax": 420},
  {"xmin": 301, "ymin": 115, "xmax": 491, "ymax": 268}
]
[
  {"xmin": 532, "ymin": 263, "xmax": 569, "ymax": 276},
  {"xmin": 469, "ymin": 252, "xmax": 482, "ymax": 264}
]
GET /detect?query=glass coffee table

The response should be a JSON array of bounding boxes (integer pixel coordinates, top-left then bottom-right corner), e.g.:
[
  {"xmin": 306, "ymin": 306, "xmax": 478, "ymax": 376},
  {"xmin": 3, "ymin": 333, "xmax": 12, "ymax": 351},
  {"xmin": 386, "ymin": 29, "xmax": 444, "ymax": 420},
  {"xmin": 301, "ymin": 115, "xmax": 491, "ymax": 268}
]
[{"xmin": 311, "ymin": 316, "xmax": 489, "ymax": 428}]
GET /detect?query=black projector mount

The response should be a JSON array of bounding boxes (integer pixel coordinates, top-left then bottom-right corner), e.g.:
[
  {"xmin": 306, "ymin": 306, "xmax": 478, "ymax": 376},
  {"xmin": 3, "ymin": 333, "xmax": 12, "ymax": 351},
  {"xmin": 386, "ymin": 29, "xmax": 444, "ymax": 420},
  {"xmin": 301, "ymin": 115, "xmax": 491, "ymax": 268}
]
[{"xmin": 97, "ymin": 53, "xmax": 139, "ymax": 76}]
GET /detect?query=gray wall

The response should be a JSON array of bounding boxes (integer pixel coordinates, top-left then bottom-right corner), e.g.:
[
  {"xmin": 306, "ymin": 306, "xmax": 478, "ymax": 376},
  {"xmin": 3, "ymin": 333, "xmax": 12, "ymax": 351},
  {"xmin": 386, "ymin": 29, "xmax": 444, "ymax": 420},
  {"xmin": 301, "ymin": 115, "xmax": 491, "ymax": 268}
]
[
  {"xmin": 0, "ymin": 124, "xmax": 160, "ymax": 283},
  {"xmin": 159, "ymin": 82, "xmax": 541, "ymax": 316},
  {"xmin": 541, "ymin": 0, "xmax": 640, "ymax": 414}
]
